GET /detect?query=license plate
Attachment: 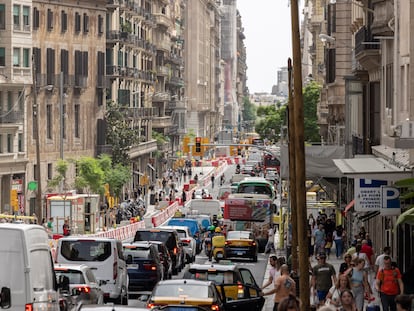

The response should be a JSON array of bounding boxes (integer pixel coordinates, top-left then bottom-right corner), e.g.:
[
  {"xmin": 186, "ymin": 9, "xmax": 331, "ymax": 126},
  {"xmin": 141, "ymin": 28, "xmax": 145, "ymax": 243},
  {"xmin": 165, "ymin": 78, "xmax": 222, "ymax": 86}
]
[
  {"xmin": 216, "ymin": 253, "xmax": 224, "ymax": 258},
  {"xmin": 127, "ymin": 264, "xmax": 138, "ymax": 269},
  {"xmin": 237, "ymin": 252, "xmax": 244, "ymax": 256}
]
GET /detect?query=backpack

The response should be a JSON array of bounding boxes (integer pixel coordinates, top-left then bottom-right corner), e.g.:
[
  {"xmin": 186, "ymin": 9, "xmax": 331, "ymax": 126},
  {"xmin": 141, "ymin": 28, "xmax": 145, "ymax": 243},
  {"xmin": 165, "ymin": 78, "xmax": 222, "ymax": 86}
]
[{"xmin": 378, "ymin": 268, "xmax": 399, "ymax": 292}]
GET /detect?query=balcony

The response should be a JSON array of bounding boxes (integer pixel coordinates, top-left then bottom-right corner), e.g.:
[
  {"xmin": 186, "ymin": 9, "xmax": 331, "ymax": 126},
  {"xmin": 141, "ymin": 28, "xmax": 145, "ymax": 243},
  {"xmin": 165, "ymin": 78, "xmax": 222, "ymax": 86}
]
[
  {"xmin": 0, "ymin": 110, "xmax": 24, "ymax": 123},
  {"xmin": 153, "ymin": 92, "xmax": 170, "ymax": 101},
  {"xmin": 152, "ymin": 116, "xmax": 173, "ymax": 128},
  {"xmin": 354, "ymin": 26, "xmax": 380, "ymax": 71},
  {"xmin": 129, "ymin": 139, "xmax": 158, "ymax": 158},
  {"xmin": 166, "ymin": 76, "xmax": 184, "ymax": 86},
  {"xmin": 167, "ymin": 53, "xmax": 183, "ymax": 66},
  {"xmin": 157, "ymin": 65, "xmax": 169, "ymax": 76},
  {"xmin": 74, "ymin": 75, "xmax": 87, "ymax": 88},
  {"xmin": 153, "ymin": 13, "xmax": 173, "ymax": 29},
  {"xmin": 119, "ymin": 107, "xmax": 157, "ymax": 119},
  {"xmin": 154, "ymin": 37, "xmax": 171, "ymax": 52}
]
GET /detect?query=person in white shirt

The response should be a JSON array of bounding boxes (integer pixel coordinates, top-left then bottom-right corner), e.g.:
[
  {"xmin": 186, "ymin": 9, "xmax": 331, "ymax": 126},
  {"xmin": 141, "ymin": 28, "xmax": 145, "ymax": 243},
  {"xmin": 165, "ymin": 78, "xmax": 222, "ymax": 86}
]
[
  {"xmin": 261, "ymin": 255, "xmax": 279, "ymax": 290},
  {"xmin": 374, "ymin": 246, "xmax": 391, "ymax": 276},
  {"xmin": 265, "ymin": 225, "xmax": 276, "ymax": 254}
]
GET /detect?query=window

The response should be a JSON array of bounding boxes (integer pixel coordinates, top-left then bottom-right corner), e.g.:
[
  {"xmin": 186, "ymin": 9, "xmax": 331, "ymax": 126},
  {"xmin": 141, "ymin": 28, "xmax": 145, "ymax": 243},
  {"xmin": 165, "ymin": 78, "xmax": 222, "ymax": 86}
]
[
  {"xmin": 33, "ymin": 47, "xmax": 41, "ymax": 74},
  {"xmin": 13, "ymin": 5, "xmax": 20, "ymax": 30},
  {"xmin": 75, "ymin": 12, "xmax": 81, "ymax": 33},
  {"xmin": 23, "ymin": 48, "xmax": 30, "ymax": 67},
  {"xmin": 61, "ymin": 10, "xmax": 67, "ymax": 33},
  {"xmin": 23, "ymin": 6, "xmax": 30, "ymax": 31},
  {"xmin": 33, "ymin": 7, "xmax": 39, "ymax": 29},
  {"xmin": 74, "ymin": 104, "xmax": 80, "ymax": 138},
  {"xmin": 0, "ymin": 4, "xmax": 5, "ymax": 30},
  {"xmin": 46, "ymin": 104, "xmax": 52, "ymax": 139},
  {"xmin": 7, "ymin": 91, "xmax": 12, "ymax": 110},
  {"xmin": 18, "ymin": 133, "xmax": 23, "ymax": 152},
  {"xmin": 83, "ymin": 13, "xmax": 89, "ymax": 33},
  {"xmin": 47, "ymin": 163, "xmax": 52, "ymax": 180},
  {"xmin": 47, "ymin": 9, "xmax": 53, "ymax": 30},
  {"xmin": 46, "ymin": 48, "xmax": 55, "ymax": 85},
  {"xmin": 7, "ymin": 134, "xmax": 12, "ymax": 153},
  {"xmin": 18, "ymin": 91, "xmax": 24, "ymax": 110},
  {"xmin": 13, "ymin": 48, "xmax": 20, "ymax": 67},
  {"xmin": 0, "ymin": 48, "xmax": 5, "ymax": 66},
  {"xmin": 98, "ymin": 15, "xmax": 104, "ymax": 35}
]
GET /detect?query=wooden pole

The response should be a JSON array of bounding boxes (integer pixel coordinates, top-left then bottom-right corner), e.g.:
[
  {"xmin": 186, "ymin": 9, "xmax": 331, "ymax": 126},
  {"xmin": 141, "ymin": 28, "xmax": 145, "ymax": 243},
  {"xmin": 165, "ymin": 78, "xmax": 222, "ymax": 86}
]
[
  {"xmin": 290, "ymin": 0, "xmax": 309, "ymax": 310},
  {"xmin": 287, "ymin": 58, "xmax": 298, "ymax": 273}
]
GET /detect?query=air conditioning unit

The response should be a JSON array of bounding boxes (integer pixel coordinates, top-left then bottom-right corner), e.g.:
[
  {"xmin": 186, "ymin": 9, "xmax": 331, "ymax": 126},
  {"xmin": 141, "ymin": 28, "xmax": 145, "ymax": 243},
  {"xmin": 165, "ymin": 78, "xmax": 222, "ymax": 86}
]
[{"xmin": 400, "ymin": 121, "xmax": 414, "ymax": 138}]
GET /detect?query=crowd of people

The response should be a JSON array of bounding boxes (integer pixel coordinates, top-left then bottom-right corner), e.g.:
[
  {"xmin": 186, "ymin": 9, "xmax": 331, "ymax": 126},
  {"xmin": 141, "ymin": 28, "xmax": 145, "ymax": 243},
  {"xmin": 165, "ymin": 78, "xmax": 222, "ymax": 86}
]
[{"xmin": 262, "ymin": 215, "xmax": 414, "ymax": 311}]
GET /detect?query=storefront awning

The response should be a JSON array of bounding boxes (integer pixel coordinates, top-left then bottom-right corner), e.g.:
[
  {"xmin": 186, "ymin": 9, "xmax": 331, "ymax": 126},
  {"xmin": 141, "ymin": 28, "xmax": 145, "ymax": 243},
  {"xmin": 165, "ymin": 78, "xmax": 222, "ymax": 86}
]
[
  {"xmin": 396, "ymin": 207, "xmax": 414, "ymax": 226},
  {"xmin": 333, "ymin": 156, "xmax": 413, "ymax": 182}
]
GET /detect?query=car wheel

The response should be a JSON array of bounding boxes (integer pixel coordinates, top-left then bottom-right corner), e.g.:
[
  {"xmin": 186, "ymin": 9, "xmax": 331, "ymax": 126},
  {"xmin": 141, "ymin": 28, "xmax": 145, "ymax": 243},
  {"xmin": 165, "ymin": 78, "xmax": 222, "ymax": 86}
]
[{"xmin": 121, "ymin": 286, "xmax": 128, "ymax": 305}]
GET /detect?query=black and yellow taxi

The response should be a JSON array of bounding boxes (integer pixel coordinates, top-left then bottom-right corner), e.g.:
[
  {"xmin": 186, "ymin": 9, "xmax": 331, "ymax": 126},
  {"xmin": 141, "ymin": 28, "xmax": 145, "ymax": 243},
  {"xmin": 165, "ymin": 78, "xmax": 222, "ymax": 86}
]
[
  {"xmin": 224, "ymin": 231, "xmax": 258, "ymax": 262},
  {"xmin": 182, "ymin": 262, "xmax": 264, "ymax": 311}
]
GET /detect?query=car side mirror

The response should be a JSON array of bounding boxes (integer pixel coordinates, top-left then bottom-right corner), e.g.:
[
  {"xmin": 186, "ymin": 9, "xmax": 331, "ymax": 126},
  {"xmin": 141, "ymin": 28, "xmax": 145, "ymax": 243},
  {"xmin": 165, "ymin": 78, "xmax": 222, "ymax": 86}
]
[
  {"xmin": 0, "ymin": 287, "xmax": 11, "ymax": 309},
  {"xmin": 126, "ymin": 254, "xmax": 133, "ymax": 264}
]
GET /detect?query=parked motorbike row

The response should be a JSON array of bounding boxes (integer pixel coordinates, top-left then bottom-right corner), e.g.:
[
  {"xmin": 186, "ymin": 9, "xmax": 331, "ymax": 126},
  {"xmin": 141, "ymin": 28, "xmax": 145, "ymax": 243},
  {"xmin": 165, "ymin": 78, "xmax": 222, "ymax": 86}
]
[{"xmin": 116, "ymin": 199, "xmax": 146, "ymax": 223}]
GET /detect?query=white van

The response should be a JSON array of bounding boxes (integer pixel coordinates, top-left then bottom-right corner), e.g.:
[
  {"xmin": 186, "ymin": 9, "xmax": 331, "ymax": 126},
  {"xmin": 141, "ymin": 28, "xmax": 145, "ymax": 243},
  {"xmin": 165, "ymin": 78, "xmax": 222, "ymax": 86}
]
[
  {"xmin": 0, "ymin": 223, "xmax": 59, "ymax": 311},
  {"xmin": 55, "ymin": 237, "xmax": 128, "ymax": 304}
]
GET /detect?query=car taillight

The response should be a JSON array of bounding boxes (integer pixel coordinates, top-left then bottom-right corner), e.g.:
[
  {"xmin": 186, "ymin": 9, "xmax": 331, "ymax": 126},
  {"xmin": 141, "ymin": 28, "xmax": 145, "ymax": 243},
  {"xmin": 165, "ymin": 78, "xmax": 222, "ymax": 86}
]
[
  {"xmin": 211, "ymin": 304, "xmax": 220, "ymax": 311},
  {"xmin": 147, "ymin": 302, "xmax": 157, "ymax": 309},
  {"xmin": 182, "ymin": 239, "xmax": 191, "ymax": 244},
  {"xmin": 250, "ymin": 241, "xmax": 256, "ymax": 246},
  {"xmin": 25, "ymin": 304, "xmax": 33, "ymax": 311},
  {"xmin": 76, "ymin": 286, "xmax": 91, "ymax": 293},
  {"xmin": 113, "ymin": 260, "xmax": 118, "ymax": 280},
  {"xmin": 143, "ymin": 264, "xmax": 157, "ymax": 271},
  {"xmin": 225, "ymin": 241, "xmax": 231, "ymax": 245}
]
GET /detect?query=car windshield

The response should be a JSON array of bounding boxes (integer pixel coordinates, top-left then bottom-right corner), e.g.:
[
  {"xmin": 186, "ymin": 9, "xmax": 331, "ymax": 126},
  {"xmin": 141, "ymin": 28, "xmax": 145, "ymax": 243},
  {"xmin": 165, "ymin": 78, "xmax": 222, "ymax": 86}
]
[
  {"xmin": 188, "ymin": 271, "xmax": 235, "ymax": 284},
  {"xmin": 154, "ymin": 284, "xmax": 211, "ymax": 298},
  {"xmin": 226, "ymin": 231, "xmax": 252, "ymax": 239},
  {"xmin": 123, "ymin": 247, "xmax": 150, "ymax": 259},
  {"xmin": 55, "ymin": 269, "xmax": 85, "ymax": 284},
  {"xmin": 60, "ymin": 241, "xmax": 111, "ymax": 262}
]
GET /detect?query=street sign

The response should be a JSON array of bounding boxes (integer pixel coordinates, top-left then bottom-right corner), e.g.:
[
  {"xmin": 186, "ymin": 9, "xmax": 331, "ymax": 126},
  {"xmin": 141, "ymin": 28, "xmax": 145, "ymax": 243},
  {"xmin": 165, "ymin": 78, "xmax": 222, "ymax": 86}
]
[{"xmin": 354, "ymin": 178, "xmax": 400, "ymax": 215}]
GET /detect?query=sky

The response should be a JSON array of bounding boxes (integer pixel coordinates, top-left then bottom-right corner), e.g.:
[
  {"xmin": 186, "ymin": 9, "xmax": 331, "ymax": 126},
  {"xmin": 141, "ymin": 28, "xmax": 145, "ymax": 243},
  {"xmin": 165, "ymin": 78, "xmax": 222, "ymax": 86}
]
[{"xmin": 236, "ymin": 0, "xmax": 294, "ymax": 94}]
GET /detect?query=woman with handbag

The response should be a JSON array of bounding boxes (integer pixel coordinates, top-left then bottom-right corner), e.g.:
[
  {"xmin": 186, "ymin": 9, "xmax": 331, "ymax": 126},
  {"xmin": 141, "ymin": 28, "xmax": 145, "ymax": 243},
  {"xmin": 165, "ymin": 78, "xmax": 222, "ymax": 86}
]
[
  {"xmin": 344, "ymin": 258, "xmax": 372, "ymax": 311},
  {"xmin": 325, "ymin": 274, "xmax": 352, "ymax": 310}
]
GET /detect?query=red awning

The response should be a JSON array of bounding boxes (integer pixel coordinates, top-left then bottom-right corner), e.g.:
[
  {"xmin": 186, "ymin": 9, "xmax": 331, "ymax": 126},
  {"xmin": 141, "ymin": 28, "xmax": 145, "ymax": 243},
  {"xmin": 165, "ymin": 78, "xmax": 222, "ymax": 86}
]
[{"xmin": 344, "ymin": 199, "xmax": 355, "ymax": 216}]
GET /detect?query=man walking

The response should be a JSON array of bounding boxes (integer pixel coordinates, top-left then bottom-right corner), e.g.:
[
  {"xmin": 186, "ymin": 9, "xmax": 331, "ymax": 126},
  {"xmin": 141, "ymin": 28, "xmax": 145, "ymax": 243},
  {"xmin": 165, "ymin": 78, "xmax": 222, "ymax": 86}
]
[
  {"xmin": 265, "ymin": 225, "xmax": 276, "ymax": 254},
  {"xmin": 263, "ymin": 264, "xmax": 296, "ymax": 311},
  {"xmin": 261, "ymin": 255, "xmax": 280, "ymax": 290},
  {"xmin": 375, "ymin": 256, "xmax": 404, "ymax": 311},
  {"xmin": 311, "ymin": 252, "xmax": 337, "ymax": 306}
]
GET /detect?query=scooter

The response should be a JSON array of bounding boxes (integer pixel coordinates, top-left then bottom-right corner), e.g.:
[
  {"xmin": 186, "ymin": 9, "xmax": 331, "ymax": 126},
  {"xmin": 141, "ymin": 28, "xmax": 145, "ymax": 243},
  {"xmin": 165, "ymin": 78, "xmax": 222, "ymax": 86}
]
[{"xmin": 212, "ymin": 235, "xmax": 226, "ymax": 262}]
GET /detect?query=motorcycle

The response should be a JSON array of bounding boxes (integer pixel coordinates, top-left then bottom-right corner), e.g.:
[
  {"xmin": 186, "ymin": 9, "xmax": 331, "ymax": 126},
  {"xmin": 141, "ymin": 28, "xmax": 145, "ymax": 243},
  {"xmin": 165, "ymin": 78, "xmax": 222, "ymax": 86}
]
[
  {"xmin": 204, "ymin": 238, "xmax": 212, "ymax": 261},
  {"xmin": 212, "ymin": 235, "xmax": 226, "ymax": 262}
]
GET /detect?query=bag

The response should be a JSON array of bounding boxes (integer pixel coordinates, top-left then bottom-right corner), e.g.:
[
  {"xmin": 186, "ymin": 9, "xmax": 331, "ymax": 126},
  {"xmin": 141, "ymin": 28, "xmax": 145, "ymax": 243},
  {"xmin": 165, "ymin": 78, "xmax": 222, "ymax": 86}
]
[
  {"xmin": 310, "ymin": 289, "xmax": 319, "ymax": 307},
  {"xmin": 325, "ymin": 241, "xmax": 332, "ymax": 249}
]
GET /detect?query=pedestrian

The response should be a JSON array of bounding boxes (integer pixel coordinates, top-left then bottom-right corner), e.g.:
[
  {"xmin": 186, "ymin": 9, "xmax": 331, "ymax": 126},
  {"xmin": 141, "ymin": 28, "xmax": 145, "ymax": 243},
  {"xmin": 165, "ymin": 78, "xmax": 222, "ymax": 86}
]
[
  {"xmin": 375, "ymin": 256, "xmax": 404, "ymax": 311},
  {"xmin": 265, "ymin": 225, "xmax": 276, "ymax": 254},
  {"xmin": 210, "ymin": 174, "xmax": 215, "ymax": 188},
  {"xmin": 277, "ymin": 294, "xmax": 301, "ymax": 311},
  {"xmin": 181, "ymin": 191, "xmax": 187, "ymax": 204},
  {"xmin": 308, "ymin": 225, "xmax": 315, "ymax": 262},
  {"xmin": 375, "ymin": 246, "xmax": 392, "ymax": 277},
  {"xmin": 63, "ymin": 219, "xmax": 70, "ymax": 236},
  {"xmin": 395, "ymin": 294, "xmax": 413, "ymax": 311},
  {"xmin": 333, "ymin": 225, "xmax": 345, "ymax": 259},
  {"xmin": 311, "ymin": 252, "xmax": 337, "ymax": 306},
  {"xmin": 263, "ymin": 264, "xmax": 296, "ymax": 311},
  {"xmin": 325, "ymin": 274, "xmax": 352, "ymax": 310},
  {"xmin": 339, "ymin": 253, "xmax": 354, "ymax": 274},
  {"xmin": 344, "ymin": 257, "xmax": 372, "ymax": 311},
  {"xmin": 339, "ymin": 289, "xmax": 358, "ymax": 311},
  {"xmin": 325, "ymin": 232, "xmax": 333, "ymax": 258},
  {"xmin": 47, "ymin": 217, "xmax": 54, "ymax": 232},
  {"xmin": 314, "ymin": 224, "xmax": 326, "ymax": 257},
  {"xmin": 261, "ymin": 255, "xmax": 279, "ymax": 290}
]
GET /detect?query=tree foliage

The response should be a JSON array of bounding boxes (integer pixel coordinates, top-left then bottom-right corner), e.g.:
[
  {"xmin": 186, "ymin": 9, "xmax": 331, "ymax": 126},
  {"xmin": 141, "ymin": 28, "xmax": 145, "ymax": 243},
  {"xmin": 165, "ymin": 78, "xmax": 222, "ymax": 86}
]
[
  {"xmin": 105, "ymin": 100, "xmax": 140, "ymax": 166},
  {"xmin": 242, "ymin": 96, "xmax": 256, "ymax": 122},
  {"xmin": 255, "ymin": 104, "xmax": 287, "ymax": 142},
  {"xmin": 303, "ymin": 81, "xmax": 321, "ymax": 142}
]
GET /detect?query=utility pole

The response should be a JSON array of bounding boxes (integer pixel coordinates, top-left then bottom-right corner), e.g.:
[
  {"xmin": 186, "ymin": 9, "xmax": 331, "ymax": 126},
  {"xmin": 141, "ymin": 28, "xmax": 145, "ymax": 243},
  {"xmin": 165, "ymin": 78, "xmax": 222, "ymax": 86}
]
[
  {"xmin": 59, "ymin": 71, "xmax": 64, "ymax": 160},
  {"xmin": 32, "ymin": 54, "xmax": 42, "ymax": 221},
  {"xmin": 290, "ymin": 0, "xmax": 309, "ymax": 310},
  {"xmin": 287, "ymin": 58, "xmax": 298, "ymax": 273}
]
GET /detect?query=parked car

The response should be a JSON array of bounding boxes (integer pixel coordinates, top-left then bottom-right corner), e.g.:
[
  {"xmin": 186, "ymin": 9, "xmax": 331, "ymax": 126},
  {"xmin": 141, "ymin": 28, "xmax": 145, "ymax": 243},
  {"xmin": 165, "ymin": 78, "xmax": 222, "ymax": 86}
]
[
  {"xmin": 54, "ymin": 263, "xmax": 104, "ymax": 306},
  {"xmin": 122, "ymin": 242, "xmax": 164, "ymax": 298},
  {"xmin": 159, "ymin": 225, "xmax": 197, "ymax": 263},
  {"xmin": 134, "ymin": 228, "xmax": 184, "ymax": 275},
  {"xmin": 56, "ymin": 237, "xmax": 128, "ymax": 305},
  {"xmin": 224, "ymin": 231, "xmax": 258, "ymax": 262},
  {"xmin": 149, "ymin": 241, "xmax": 173, "ymax": 280}
]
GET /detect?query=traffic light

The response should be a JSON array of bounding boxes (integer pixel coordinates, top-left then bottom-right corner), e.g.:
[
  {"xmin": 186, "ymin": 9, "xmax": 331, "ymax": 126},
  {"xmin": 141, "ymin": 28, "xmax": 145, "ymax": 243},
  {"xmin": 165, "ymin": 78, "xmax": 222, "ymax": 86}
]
[
  {"xmin": 195, "ymin": 137, "xmax": 201, "ymax": 153},
  {"xmin": 10, "ymin": 189, "xmax": 18, "ymax": 211}
]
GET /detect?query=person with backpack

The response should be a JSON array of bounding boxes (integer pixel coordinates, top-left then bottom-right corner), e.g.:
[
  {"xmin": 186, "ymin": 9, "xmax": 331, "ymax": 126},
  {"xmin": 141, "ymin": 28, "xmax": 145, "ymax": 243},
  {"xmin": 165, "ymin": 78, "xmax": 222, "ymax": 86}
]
[
  {"xmin": 333, "ymin": 225, "xmax": 345, "ymax": 259},
  {"xmin": 375, "ymin": 256, "xmax": 404, "ymax": 311}
]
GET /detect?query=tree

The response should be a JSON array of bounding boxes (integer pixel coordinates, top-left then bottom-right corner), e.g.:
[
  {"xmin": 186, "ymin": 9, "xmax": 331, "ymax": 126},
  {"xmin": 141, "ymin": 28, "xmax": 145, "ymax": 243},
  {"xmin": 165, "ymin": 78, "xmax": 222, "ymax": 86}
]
[
  {"xmin": 303, "ymin": 81, "xmax": 321, "ymax": 143},
  {"xmin": 47, "ymin": 159, "xmax": 69, "ymax": 191},
  {"xmin": 255, "ymin": 105, "xmax": 287, "ymax": 142},
  {"xmin": 242, "ymin": 96, "xmax": 256, "ymax": 132},
  {"xmin": 105, "ymin": 100, "xmax": 140, "ymax": 166},
  {"xmin": 74, "ymin": 156, "xmax": 106, "ymax": 195}
]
